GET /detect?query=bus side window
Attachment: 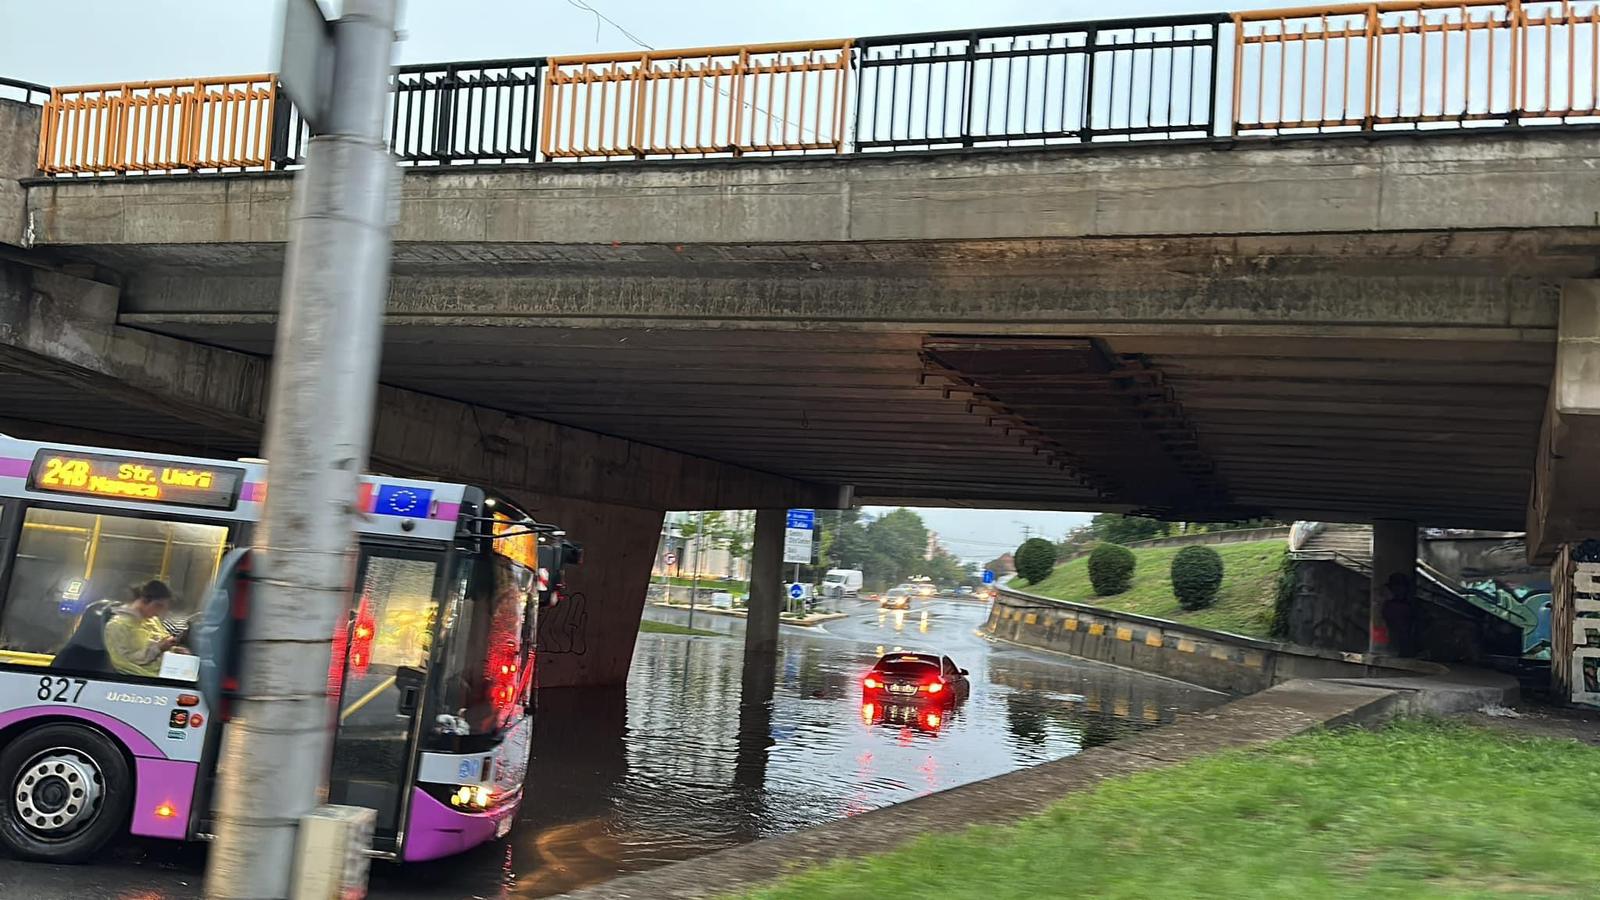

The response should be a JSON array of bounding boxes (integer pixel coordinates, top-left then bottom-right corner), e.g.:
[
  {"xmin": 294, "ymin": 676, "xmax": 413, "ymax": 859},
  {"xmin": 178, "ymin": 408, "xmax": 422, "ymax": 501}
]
[{"xmin": 0, "ymin": 507, "xmax": 229, "ymax": 667}]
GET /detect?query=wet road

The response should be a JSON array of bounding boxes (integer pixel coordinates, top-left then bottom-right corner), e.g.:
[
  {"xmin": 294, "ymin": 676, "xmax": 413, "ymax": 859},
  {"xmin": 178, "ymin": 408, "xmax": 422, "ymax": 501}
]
[{"xmin": 0, "ymin": 597, "xmax": 1225, "ymax": 899}]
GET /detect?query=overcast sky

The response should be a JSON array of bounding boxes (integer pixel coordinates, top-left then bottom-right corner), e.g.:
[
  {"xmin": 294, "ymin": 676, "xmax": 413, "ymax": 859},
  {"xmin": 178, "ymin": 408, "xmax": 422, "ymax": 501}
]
[{"xmin": 0, "ymin": 0, "xmax": 1298, "ymax": 85}]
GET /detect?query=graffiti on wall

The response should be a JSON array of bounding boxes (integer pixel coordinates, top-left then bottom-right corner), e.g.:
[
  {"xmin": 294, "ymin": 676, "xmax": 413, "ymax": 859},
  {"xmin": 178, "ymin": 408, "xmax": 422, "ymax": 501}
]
[
  {"xmin": 1459, "ymin": 579, "xmax": 1553, "ymax": 659},
  {"xmin": 1570, "ymin": 545, "xmax": 1600, "ymax": 708}
]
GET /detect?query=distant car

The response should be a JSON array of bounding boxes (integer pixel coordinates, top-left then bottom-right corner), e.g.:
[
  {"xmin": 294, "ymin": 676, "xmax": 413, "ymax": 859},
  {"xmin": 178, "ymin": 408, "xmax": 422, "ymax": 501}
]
[
  {"xmin": 880, "ymin": 588, "xmax": 913, "ymax": 610},
  {"xmin": 861, "ymin": 652, "xmax": 970, "ymax": 705},
  {"xmin": 956, "ymin": 585, "xmax": 974, "ymax": 596}
]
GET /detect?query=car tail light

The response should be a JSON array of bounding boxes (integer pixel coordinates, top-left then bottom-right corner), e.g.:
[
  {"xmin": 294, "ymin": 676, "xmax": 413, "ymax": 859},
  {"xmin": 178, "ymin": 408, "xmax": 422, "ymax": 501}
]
[
  {"xmin": 925, "ymin": 680, "xmax": 944, "ymax": 694},
  {"xmin": 863, "ymin": 676, "xmax": 879, "ymax": 689}
]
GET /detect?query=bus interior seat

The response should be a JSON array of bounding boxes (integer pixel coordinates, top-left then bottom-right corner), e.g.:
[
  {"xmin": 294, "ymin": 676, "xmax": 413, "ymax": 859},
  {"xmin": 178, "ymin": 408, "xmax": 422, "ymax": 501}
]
[{"xmin": 52, "ymin": 600, "xmax": 117, "ymax": 674}]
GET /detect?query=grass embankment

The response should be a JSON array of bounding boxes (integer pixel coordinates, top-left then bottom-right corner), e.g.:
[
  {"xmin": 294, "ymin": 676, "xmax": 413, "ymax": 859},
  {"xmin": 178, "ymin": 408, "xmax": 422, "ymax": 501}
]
[
  {"xmin": 658, "ymin": 576, "xmax": 748, "ymax": 592},
  {"xmin": 639, "ymin": 620, "xmax": 722, "ymax": 637},
  {"xmin": 1016, "ymin": 539, "xmax": 1286, "ymax": 638},
  {"xmin": 740, "ymin": 719, "xmax": 1600, "ymax": 899}
]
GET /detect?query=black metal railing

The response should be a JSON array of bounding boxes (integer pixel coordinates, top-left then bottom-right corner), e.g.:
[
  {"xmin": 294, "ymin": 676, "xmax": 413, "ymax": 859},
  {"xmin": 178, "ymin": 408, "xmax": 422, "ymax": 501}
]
[
  {"xmin": 0, "ymin": 76, "xmax": 50, "ymax": 107},
  {"xmin": 272, "ymin": 58, "xmax": 547, "ymax": 169},
  {"xmin": 853, "ymin": 14, "xmax": 1228, "ymax": 151}
]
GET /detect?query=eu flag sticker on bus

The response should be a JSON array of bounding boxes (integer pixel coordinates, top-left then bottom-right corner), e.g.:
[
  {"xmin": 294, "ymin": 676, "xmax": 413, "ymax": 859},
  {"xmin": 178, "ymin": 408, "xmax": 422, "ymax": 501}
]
[{"xmin": 373, "ymin": 484, "xmax": 433, "ymax": 517}]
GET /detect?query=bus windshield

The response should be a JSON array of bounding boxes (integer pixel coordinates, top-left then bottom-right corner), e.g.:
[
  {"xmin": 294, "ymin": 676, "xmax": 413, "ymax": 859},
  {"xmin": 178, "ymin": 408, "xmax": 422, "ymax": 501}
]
[
  {"xmin": 0, "ymin": 506, "xmax": 230, "ymax": 673},
  {"xmin": 429, "ymin": 550, "xmax": 532, "ymax": 748}
]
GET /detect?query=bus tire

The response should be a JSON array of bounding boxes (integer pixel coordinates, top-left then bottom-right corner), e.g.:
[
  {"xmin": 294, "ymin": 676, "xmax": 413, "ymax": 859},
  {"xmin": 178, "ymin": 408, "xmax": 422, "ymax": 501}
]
[{"xmin": 0, "ymin": 723, "xmax": 132, "ymax": 863}]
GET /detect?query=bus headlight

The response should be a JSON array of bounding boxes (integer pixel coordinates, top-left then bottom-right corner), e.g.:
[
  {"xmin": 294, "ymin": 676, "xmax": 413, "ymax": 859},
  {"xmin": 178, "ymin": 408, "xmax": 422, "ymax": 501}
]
[{"xmin": 450, "ymin": 785, "xmax": 494, "ymax": 809}]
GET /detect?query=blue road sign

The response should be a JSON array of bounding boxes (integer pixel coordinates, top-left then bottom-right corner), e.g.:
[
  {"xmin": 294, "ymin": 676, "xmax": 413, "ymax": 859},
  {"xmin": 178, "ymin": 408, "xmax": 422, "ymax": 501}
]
[
  {"xmin": 982, "ymin": 569, "xmax": 996, "ymax": 584},
  {"xmin": 788, "ymin": 583, "xmax": 805, "ymax": 600},
  {"xmin": 786, "ymin": 509, "xmax": 815, "ymax": 529}
]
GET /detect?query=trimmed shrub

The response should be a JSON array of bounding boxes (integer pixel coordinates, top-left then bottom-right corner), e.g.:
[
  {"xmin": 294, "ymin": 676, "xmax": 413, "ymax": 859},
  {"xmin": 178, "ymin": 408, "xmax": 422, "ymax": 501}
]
[
  {"xmin": 1171, "ymin": 545, "xmax": 1225, "ymax": 610},
  {"xmin": 1014, "ymin": 538, "xmax": 1058, "ymax": 585},
  {"xmin": 1088, "ymin": 542, "xmax": 1136, "ymax": 596}
]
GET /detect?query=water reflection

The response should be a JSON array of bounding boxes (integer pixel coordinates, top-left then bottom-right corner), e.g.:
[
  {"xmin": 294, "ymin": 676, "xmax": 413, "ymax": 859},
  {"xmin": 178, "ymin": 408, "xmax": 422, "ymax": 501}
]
[{"xmin": 383, "ymin": 601, "xmax": 1224, "ymax": 898}]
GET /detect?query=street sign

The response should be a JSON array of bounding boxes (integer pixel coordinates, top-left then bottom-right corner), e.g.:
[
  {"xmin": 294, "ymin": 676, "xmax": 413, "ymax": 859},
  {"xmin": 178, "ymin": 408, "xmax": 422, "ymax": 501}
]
[
  {"xmin": 663, "ymin": 551, "xmax": 677, "ymax": 566},
  {"xmin": 982, "ymin": 569, "xmax": 996, "ymax": 584},
  {"xmin": 783, "ymin": 508, "xmax": 815, "ymax": 564},
  {"xmin": 278, "ymin": 0, "xmax": 336, "ymax": 131},
  {"xmin": 788, "ymin": 583, "xmax": 805, "ymax": 601}
]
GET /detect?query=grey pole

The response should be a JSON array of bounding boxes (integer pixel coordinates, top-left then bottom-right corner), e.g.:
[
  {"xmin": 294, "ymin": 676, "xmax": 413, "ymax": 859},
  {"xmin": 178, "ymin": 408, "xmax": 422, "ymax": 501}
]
[
  {"xmin": 688, "ymin": 510, "xmax": 704, "ymax": 630},
  {"xmin": 204, "ymin": 2, "xmax": 398, "ymax": 897}
]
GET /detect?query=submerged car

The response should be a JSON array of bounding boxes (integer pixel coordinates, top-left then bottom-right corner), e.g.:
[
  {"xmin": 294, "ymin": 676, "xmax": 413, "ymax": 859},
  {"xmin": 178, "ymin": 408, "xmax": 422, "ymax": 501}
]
[{"xmin": 861, "ymin": 652, "xmax": 970, "ymax": 705}]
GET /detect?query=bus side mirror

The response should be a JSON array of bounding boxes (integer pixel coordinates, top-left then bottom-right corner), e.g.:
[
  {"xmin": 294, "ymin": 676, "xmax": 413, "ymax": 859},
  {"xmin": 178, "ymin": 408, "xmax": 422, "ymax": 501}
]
[
  {"xmin": 563, "ymin": 541, "xmax": 584, "ymax": 566},
  {"xmin": 395, "ymin": 665, "xmax": 425, "ymax": 716}
]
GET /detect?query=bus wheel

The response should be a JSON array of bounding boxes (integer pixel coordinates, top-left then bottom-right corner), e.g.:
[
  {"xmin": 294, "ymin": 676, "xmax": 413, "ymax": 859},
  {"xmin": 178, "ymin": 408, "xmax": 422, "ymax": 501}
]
[{"xmin": 0, "ymin": 724, "xmax": 131, "ymax": 863}]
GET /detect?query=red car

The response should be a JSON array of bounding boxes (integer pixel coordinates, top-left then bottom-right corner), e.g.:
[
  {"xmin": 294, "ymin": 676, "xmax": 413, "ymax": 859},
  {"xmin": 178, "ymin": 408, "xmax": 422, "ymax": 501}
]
[{"xmin": 861, "ymin": 652, "xmax": 970, "ymax": 705}]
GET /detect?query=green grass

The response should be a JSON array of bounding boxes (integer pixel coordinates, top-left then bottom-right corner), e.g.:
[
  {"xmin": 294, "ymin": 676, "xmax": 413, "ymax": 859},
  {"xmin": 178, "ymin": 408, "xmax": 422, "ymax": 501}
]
[
  {"xmin": 658, "ymin": 576, "xmax": 747, "ymax": 592},
  {"xmin": 738, "ymin": 719, "xmax": 1600, "ymax": 899},
  {"xmin": 1015, "ymin": 539, "xmax": 1287, "ymax": 638},
  {"xmin": 638, "ymin": 619, "xmax": 722, "ymax": 637}
]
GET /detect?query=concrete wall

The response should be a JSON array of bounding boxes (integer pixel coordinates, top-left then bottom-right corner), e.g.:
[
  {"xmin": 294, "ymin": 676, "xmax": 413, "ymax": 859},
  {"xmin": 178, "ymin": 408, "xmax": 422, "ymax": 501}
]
[
  {"xmin": 0, "ymin": 99, "xmax": 39, "ymax": 248},
  {"xmin": 984, "ymin": 586, "xmax": 1432, "ymax": 695},
  {"xmin": 26, "ymin": 130, "xmax": 1600, "ymax": 248}
]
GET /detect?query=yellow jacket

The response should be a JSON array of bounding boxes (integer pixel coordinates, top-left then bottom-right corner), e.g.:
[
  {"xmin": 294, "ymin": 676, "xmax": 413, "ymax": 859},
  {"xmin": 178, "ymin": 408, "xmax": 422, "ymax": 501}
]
[{"xmin": 104, "ymin": 608, "xmax": 168, "ymax": 677}]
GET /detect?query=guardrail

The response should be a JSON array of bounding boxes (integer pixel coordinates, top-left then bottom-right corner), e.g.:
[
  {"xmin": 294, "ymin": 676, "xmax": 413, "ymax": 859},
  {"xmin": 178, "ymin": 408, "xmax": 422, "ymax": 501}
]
[
  {"xmin": 0, "ymin": 76, "xmax": 50, "ymax": 106},
  {"xmin": 1234, "ymin": 0, "xmax": 1600, "ymax": 134},
  {"xmin": 855, "ymin": 15, "xmax": 1227, "ymax": 150},
  {"xmin": 37, "ymin": 76, "xmax": 277, "ymax": 175},
  {"xmin": 23, "ymin": 3, "xmax": 1600, "ymax": 177}
]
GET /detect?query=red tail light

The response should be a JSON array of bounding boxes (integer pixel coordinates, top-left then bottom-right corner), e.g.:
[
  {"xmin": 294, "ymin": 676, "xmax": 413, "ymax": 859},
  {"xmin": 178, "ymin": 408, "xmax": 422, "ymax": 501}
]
[
  {"xmin": 863, "ymin": 676, "xmax": 879, "ymax": 689},
  {"xmin": 925, "ymin": 680, "xmax": 944, "ymax": 694}
]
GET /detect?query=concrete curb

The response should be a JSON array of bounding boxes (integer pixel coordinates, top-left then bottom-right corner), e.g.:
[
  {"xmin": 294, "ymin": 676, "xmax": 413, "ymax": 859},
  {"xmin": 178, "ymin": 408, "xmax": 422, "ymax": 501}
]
[{"xmin": 551, "ymin": 672, "xmax": 1512, "ymax": 900}]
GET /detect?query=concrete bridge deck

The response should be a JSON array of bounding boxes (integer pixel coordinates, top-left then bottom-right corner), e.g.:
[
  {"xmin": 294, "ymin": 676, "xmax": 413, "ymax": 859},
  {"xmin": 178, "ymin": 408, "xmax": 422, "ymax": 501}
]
[{"xmin": 13, "ymin": 128, "xmax": 1591, "ymax": 528}]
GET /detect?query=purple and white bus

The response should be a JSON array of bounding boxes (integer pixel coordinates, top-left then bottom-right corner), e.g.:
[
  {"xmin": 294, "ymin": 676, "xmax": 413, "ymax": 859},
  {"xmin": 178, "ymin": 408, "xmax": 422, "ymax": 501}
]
[{"xmin": 0, "ymin": 435, "xmax": 577, "ymax": 863}]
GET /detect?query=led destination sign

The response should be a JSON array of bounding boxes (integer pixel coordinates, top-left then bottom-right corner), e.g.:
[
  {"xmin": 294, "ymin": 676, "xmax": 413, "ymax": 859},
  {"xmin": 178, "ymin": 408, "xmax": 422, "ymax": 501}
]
[{"xmin": 28, "ymin": 451, "xmax": 246, "ymax": 510}]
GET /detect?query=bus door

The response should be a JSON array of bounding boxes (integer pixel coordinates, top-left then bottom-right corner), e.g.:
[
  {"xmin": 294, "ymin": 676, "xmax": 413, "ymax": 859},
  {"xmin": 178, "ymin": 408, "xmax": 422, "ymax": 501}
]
[{"xmin": 328, "ymin": 546, "xmax": 443, "ymax": 844}]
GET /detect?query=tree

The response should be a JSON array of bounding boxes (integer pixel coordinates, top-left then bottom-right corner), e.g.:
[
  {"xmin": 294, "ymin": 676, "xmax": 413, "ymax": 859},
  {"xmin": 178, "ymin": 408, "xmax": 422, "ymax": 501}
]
[
  {"xmin": 1087, "ymin": 514, "xmax": 1170, "ymax": 545},
  {"xmin": 864, "ymin": 508, "xmax": 929, "ymax": 587},
  {"xmin": 1171, "ymin": 545, "xmax": 1224, "ymax": 610},
  {"xmin": 1014, "ymin": 538, "xmax": 1058, "ymax": 584},
  {"xmin": 923, "ymin": 549, "xmax": 969, "ymax": 587},
  {"xmin": 1088, "ymin": 543, "xmax": 1136, "ymax": 596}
]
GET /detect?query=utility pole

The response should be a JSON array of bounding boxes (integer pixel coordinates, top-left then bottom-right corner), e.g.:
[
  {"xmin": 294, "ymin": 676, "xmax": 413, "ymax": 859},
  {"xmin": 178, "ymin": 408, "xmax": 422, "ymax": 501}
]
[
  {"xmin": 204, "ymin": 1, "xmax": 398, "ymax": 896},
  {"xmin": 1015, "ymin": 521, "xmax": 1035, "ymax": 541},
  {"xmin": 688, "ymin": 510, "xmax": 704, "ymax": 630}
]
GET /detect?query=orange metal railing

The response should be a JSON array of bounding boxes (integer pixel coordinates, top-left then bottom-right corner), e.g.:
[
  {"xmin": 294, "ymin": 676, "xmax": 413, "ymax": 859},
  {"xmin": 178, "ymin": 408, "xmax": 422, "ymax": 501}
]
[
  {"xmin": 540, "ymin": 40, "xmax": 852, "ymax": 159},
  {"xmin": 38, "ymin": 75, "xmax": 277, "ymax": 175},
  {"xmin": 1234, "ymin": 1, "xmax": 1600, "ymax": 132}
]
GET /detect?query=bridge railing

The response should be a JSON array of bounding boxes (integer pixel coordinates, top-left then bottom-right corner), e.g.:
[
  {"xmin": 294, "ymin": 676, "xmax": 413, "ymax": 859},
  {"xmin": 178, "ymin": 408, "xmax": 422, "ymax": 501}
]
[
  {"xmin": 541, "ymin": 41, "xmax": 852, "ymax": 159},
  {"xmin": 23, "ymin": 3, "xmax": 1600, "ymax": 177},
  {"xmin": 854, "ymin": 15, "xmax": 1228, "ymax": 150},
  {"xmin": 37, "ymin": 76, "xmax": 277, "ymax": 175},
  {"xmin": 0, "ymin": 76, "xmax": 50, "ymax": 107},
  {"xmin": 1235, "ymin": 0, "xmax": 1600, "ymax": 133}
]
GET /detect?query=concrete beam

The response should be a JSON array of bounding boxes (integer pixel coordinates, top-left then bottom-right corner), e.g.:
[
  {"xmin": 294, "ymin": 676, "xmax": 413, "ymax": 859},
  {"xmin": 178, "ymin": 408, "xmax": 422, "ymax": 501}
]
[
  {"xmin": 25, "ymin": 130, "xmax": 1600, "ymax": 248},
  {"xmin": 0, "ymin": 263, "xmax": 840, "ymax": 511},
  {"xmin": 1529, "ymin": 280, "xmax": 1600, "ymax": 561}
]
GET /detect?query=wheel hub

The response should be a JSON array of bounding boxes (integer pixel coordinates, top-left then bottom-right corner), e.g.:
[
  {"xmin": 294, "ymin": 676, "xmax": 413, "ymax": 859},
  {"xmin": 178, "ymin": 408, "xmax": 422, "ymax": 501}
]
[{"xmin": 13, "ymin": 749, "xmax": 102, "ymax": 836}]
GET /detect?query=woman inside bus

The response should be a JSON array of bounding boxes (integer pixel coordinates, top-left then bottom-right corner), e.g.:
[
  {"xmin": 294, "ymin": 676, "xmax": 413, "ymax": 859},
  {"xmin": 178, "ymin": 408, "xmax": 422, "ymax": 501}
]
[{"xmin": 104, "ymin": 580, "xmax": 181, "ymax": 677}]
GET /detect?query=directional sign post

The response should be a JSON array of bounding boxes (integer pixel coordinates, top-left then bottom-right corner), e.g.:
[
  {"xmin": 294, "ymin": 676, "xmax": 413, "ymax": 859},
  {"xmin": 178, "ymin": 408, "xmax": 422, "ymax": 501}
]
[
  {"xmin": 789, "ymin": 583, "xmax": 805, "ymax": 601},
  {"xmin": 784, "ymin": 509, "xmax": 815, "ymax": 613},
  {"xmin": 982, "ymin": 569, "xmax": 996, "ymax": 585}
]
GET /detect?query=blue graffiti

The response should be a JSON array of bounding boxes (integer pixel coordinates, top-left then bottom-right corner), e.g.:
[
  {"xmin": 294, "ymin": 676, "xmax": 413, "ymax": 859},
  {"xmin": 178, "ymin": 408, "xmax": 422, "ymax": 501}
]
[{"xmin": 1460, "ymin": 579, "xmax": 1552, "ymax": 659}]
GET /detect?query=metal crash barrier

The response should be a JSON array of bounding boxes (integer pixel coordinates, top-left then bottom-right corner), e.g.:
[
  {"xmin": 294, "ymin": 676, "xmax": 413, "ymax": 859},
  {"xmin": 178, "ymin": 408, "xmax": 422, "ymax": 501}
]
[{"xmin": 23, "ymin": 3, "xmax": 1600, "ymax": 176}]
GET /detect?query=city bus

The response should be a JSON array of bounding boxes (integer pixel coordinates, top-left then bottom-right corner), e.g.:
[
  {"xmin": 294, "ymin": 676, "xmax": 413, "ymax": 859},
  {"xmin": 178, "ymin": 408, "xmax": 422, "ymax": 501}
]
[{"xmin": 0, "ymin": 435, "xmax": 577, "ymax": 863}]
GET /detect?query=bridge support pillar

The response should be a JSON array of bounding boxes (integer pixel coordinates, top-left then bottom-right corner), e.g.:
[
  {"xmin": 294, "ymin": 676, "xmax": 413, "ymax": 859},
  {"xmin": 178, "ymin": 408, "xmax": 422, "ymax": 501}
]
[
  {"xmin": 1369, "ymin": 518, "xmax": 1417, "ymax": 657},
  {"xmin": 1529, "ymin": 281, "xmax": 1600, "ymax": 561},
  {"xmin": 744, "ymin": 508, "xmax": 786, "ymax": 657}
]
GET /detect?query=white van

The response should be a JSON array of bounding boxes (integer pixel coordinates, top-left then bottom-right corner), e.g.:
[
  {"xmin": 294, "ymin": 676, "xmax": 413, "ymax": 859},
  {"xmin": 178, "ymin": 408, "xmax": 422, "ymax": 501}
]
[{"xmin": 822, "ymin": 568, "xmax": 864, "ymax": 598}]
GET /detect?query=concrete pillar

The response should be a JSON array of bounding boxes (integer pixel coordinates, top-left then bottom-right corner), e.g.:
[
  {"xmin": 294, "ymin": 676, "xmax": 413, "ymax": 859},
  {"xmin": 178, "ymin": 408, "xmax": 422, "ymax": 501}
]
[
  {"xmin": 0, "ymin": 97, "xmax": 42, "ymax": 248},
  {"xmin": 1528, "ymin": 281, "xmax": 1600, "ymax": 561},
  {"xmin": 1369, "ymin": 518, "xmax": 1418, "ymax": 657},
  {"xmin": 528, "ymin": 495, "xmax": 666, "ymax": 688},
  {"xmin": 744, "ymin": 508, "xmax": 786, "ymax": 657}
]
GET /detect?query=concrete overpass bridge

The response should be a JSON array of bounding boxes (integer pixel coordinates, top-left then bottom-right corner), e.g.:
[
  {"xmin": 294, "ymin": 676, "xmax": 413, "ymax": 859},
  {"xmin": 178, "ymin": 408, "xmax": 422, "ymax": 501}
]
[{"xmin": 3, "ymin": 3, "xmax": 1600, "ymax": 687}]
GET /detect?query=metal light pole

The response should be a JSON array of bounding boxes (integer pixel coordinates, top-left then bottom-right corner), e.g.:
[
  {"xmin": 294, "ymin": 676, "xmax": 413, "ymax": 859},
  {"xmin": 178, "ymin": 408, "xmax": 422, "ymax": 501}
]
[
  {"xmin": 204, "ymin": 1, "xmax": 398, "ymax": 896},
  {"xmin": 688, "ymin": 510, "xmax": 704, "ymax": 630}
]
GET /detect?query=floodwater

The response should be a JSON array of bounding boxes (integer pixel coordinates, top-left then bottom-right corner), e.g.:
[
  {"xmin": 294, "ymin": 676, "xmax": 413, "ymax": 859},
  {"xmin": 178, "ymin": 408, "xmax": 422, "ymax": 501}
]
[
  {"xmin": 0, "ymin": 599, "xmax": 1225, "ymax": 899},
  {"xmin": 384, "ymin": 598, "xmax": 1225, "ymax": 898}
]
